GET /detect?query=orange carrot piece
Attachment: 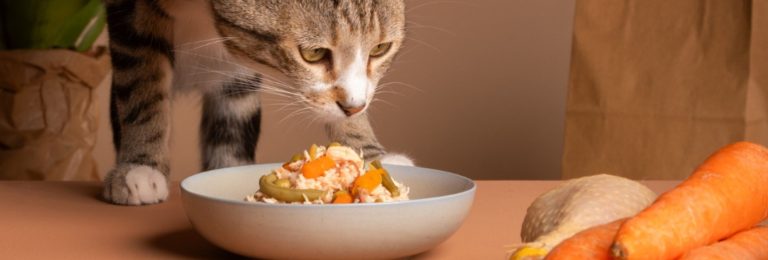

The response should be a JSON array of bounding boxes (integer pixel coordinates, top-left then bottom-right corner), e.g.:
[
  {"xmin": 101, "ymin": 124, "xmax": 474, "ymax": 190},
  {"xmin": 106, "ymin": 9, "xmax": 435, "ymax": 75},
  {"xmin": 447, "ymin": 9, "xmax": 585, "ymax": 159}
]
[
  {"xmin": 353, "ymin": 168, "xmax": 383, "ymax": 194},
  {"xmin": 301, "ymin": 156, "xmax": 336, "ymax": 179},
  {"xmin": 545, "ymin": 219, "xmax": 624, "ymax": 260},
  {"xmin": 678, "ymin": 226, "xmax": 768, "ymax": 260},
  {"xmin": 332, "ymin": 190, "xmax": 353, "ymax": 204},
  {"xmin": 612, "ymin": 142, "xmax": 768, "ymax": 260}
]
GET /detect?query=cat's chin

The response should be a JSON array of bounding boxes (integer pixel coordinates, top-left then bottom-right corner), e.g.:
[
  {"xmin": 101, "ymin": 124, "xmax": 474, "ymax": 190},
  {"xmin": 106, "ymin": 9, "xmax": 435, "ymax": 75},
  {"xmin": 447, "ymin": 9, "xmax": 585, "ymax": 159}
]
[
  {"xmin": 312, "ymin": 106, "xmax": 366, "ymax": 123},
  {"xmin": 319, "ymin": 112, "xmax": 361, "ymax": 123}
]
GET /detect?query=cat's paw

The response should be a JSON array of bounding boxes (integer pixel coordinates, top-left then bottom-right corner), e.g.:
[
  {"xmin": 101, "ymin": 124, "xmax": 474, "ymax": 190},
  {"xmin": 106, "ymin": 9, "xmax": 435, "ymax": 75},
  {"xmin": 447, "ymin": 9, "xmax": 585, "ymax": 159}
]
[
  {"xmin": 380, "ymin": 153, "xmax": 414, "ymax": 166},
  {"xmin": 103, "ymin": 165, "xmax": 169, "ymax": 205}
]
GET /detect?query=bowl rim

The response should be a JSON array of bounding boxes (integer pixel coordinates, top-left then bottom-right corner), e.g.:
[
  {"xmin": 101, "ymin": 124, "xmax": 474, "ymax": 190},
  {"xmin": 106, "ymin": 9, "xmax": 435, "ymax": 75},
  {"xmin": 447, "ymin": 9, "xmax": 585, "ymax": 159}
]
[{"xmin": 180, "ymin": 163, "xmax": 477, "ymax": 208}]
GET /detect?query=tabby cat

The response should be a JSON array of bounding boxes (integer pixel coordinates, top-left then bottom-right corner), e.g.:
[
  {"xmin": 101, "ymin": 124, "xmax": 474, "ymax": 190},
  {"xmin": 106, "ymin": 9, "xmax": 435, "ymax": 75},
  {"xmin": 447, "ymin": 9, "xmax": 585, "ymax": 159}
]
[{"xmin": 103, "ymin": 0, "xmax": 413, "ymax": 205}]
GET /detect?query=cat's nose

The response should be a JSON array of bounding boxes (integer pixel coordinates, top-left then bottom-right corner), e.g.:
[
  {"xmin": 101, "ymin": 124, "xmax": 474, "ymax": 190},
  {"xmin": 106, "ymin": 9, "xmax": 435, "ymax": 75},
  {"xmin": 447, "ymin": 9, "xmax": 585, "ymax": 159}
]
[{"xmin": 336, "ymin": 102, "xmax": 366, "ymax": 116}]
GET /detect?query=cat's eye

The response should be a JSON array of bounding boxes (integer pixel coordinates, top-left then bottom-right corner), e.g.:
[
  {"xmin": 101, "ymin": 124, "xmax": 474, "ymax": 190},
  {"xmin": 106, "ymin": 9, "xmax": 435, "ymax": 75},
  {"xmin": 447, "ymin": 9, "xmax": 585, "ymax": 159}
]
[
  {"xmin": 369, "ymin": 42, "xmax": 392, "ymax": 57},
  {"xmin": 300, "ymin": 47, "xmax": 330, "ymax": 63}
]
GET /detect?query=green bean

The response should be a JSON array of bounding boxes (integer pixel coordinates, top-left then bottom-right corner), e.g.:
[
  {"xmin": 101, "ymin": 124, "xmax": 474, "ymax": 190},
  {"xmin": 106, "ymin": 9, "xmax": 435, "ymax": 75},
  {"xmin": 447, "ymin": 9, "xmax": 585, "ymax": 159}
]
[
  {"xmin": 274, "ymin": 178, "xmax": 291, "ymax": 188},
  {"xmin": 259, "ymin": 173, "xmax": 326, "ymax": 202},
  {"xmin": 371, "ymin": 160, "xmax": 384, "ymax": 169},
  {"xmin": 371, "ymin": 160, "xmax": 400, "ymax": 197}
]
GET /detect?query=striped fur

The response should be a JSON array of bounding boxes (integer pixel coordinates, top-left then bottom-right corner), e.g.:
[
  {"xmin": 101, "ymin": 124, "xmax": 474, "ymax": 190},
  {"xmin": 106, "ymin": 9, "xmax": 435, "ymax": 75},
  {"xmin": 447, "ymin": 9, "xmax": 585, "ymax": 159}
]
[{"xmin": 103, "ymin": 0, "xmax": 410, "ymax": 205}]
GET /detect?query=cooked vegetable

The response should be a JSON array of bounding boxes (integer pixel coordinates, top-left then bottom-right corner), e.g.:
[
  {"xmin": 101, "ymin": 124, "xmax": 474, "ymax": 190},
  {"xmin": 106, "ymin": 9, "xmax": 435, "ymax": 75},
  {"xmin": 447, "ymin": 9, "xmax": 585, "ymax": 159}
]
[
  {"xmin": 274, "ymin": 178, "xmax": 290, "ymax": 188},
  {"xmin": 612, "ymin": 141, "xmax": 768, "ymax": 260},
  {"xmin": 332, "ymin": 190, "xmax": 353, "ymax": 204},
  {"xmin": 283, "ymin": 153, "xmax": 304, "ymax": 169},
  {"xmin": 308, "ymin": 144, "xmax": 318, "ymax": 160},
  {"xmin": 248, "ymin": 143, "xmax": 410, "ymax": 204},
  {"xmin": 371, "ymin": 160, "xmax": 384, "ymax": 169},
  {"xmin": 678, "ymin": 226, "xmax": 768, "ymax": 260},
  {"xmin": 289, "ymin": 153, "xmax": 304, "ymax": 163},
  {"xmin": 510, "ymin": 174, "xmax": 656, "ymax": 259},
  {"xmin": 371, "ymin": 160, "xmax": 400, "ymax": 196},
  {"xmin": 544, "ymin": 219, "xmax": 624, "ymax": 260},
  {"xmin": 259, "ymin": 173, "xmax": 325, "ymax": 202},
  {"xmin": 353, "ymin": 168, "xmax": 383, "ymax": 194},
  {"xmin": 301, "ymin": 155, "xmax": 336, "ymax": 179}
]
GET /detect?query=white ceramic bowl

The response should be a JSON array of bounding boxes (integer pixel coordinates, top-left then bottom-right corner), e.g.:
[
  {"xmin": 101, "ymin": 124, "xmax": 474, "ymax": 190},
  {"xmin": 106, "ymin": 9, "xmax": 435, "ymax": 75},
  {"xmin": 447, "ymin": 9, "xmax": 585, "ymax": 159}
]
[{"xmin": 180, "ymin": 163, "xmax": 476, "ymax": 259}]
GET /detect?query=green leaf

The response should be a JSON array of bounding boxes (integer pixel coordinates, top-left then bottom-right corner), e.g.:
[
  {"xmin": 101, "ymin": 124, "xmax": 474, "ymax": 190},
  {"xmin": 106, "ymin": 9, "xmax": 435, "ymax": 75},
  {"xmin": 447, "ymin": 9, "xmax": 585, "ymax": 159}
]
[
  {"xmin": 71, "ymin": 0, "xmax": 106, "ymax": 52},
  {"xmin": 2, "ymin": 0, "xmax": 105, "ymax": 51}
]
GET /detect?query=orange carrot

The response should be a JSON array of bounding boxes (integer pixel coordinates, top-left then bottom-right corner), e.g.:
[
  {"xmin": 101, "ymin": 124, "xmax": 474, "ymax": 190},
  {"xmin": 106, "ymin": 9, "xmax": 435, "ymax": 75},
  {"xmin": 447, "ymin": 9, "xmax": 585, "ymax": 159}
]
[
  {"xmin": 612, "ymin": 141, "xmax": 768, "ymax": 260},
  {"xmin": 544, "ymin": 219, "xmax": 624, "ymax": 260},
  {"xmin": 353, "ymin": 168, "xmax": 383, "ymax": 194},
  {"xmin": 301, "ymin": 155, "xmax": 336, "ymax": 179},
  {"xmin": 332, "ymin": 190, "xmax": 353, "ymax": 204},
  {"xmin": 678, "ymin": 226, "xmax": 768, "ymax": 260}
]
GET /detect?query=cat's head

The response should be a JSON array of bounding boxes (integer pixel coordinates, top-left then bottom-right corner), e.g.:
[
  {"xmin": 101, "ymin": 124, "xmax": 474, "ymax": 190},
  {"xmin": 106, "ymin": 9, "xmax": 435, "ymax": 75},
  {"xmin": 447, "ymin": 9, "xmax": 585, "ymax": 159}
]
[{"xmin": 211, "ymin": 0, "xmax": 405, "ymax": 120}]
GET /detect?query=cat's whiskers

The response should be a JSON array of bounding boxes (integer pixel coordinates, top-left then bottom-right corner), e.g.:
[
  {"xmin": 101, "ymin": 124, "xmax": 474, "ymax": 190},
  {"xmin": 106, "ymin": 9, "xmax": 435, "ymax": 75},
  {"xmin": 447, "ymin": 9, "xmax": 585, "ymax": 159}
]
[
  {"xmin": 373, "ymin": 90, "xmax": 404, "ymax": 97},
  {"xmin": 177, "ymin": 36, "xmax": 236, "ymax": 46},
  {"xmin": 189, "ymin": 76, "xmax": 296, "ymax": 99},
  {"xmin": 377, "ymin": 81, "xmax": 423, "ymax": 93},
  {"xmin": 370, "ymin": 97, "xmax": 398, "ymax": 109},
  {"xmin": 173, "ymin": 49, "xmax": 262, "ymax": 82},
  {"xmin": 256, "ymin": 77, "xmax": 295, "ymax": 92},
  {"xmin": 202, "ymin": 66, "xmax": 315, "ymax": 118},
  {"xmin": 259, "ymin": 83, "xmax": 302, "ymax": 99},
  {"xmin": 185, "ymin": 65, "xmax": 298, "ymax": 99},
  {"xmin": 386, "ymin": 51, "xmax": 416, "ymax": 65},
  {"xmin": 192, "ymin": 78, "xmax": 297, "ymax": 100},
  {"xmin": 177, "ymin": 37, "xmax": 238, "ymax": 51},
  {"xmin": 305, "ymin": 110, "xmax": 325, "ymax": 130},
  {"xmin": 203, "ymin": 63, "xmax": 298, "ymax": 93},
  {"xmin": 405, "ymin": 21, "xmax": 456, "ymax": 36},
  {"xmin": 403, "ymin": 36, "xmax": 442, "ymax": 53},
  {"xmin": 278, "ymin": 106, "xmax": 313, "ymax": 126},
  {"xmin": 260, "ymin": 88, "xmax": 313, "ymax": 120},
  {"xmin": 261, "ymin": 93, "xmax": 304, "ymax": 112},
  {"xmin": 195, "ymin": 70, "xmax": 311, "ymax": 119},
  {"xmin": 262, "ymin": 101, "xmax": 300, "ymax": 112},
  {"xmin": 370, "ymin": 81, "xmax": 415, "ymax": 111}
]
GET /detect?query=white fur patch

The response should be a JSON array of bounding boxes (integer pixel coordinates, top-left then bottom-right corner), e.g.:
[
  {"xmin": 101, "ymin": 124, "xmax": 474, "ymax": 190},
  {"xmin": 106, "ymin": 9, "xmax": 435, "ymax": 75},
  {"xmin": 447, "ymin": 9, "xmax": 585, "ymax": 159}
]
[
  {"xmin": 337, "ymin": 48, "xmax": 369, "ymax": 108},
  {"xmin": 124, "ymin": 166, "xmax": 169, "ymax": 205},
  {"xmin": 380, "ymin": 153, "xmax": 414, "ymax": 166}
]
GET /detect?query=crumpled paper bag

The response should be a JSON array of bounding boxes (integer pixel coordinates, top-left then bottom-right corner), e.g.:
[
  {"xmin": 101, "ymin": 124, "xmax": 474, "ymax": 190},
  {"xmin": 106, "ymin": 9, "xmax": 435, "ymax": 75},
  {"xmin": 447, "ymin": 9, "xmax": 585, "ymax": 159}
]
[
  {"xmin": 0, "ymin": 49, "xmax": 109, "ymax": 180},
  {"xmin": 562, "ymin": 0, "xmax": 768, "ymax": 180}
]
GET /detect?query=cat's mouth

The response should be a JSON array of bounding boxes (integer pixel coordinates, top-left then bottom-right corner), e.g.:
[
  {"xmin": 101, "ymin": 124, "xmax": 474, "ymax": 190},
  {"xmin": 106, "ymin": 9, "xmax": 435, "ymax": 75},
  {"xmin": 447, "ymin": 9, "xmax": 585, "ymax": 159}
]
[{"xmin": 335, "ymin": 101, "xmax": 366, "ymax": 117}]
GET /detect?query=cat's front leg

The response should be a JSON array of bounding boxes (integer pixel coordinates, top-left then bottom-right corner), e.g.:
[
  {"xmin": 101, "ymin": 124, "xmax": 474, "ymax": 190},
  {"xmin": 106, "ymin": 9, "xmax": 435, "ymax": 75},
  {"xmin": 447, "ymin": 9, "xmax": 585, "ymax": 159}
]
[
  {"xmin": 200, "ymin": 79, "xmax": 262, "ymax": 170},
  {"xmin": 102, "ymin": 0, "xmax": 173, "ymax": 205},
  {"xmin": 325, "ymin": 113, "xmax": 414, "ymax": 166},
  {"xmin": 103, "ymin": 74, "xmax": 172, "ymax": 206}
]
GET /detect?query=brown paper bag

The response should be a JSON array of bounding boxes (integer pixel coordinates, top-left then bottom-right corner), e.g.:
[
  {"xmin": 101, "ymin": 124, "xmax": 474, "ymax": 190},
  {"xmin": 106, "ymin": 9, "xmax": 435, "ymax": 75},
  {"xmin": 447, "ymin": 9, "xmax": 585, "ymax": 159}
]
[
  {"xmin": 562, "ymin": 0, "xmax": 768, "ymax": 180},
  {"xmin": 0, "ymin": 49, "xmax": 110, "ymax": 180}
]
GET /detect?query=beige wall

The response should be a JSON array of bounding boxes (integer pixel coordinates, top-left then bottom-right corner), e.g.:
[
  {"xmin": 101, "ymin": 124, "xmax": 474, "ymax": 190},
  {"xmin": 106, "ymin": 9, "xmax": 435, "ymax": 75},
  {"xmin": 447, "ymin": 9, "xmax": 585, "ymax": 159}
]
[{"xmin": 93, "ymin": 0, "xmax": 575, "ymax": 181}]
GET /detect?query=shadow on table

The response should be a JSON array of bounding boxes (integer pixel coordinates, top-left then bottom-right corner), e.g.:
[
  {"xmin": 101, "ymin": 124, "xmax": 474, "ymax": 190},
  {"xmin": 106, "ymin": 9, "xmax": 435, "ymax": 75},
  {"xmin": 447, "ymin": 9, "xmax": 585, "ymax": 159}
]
[{"xmin": 147, "ymin": 228, "xmax": 249, "ymax": 259}]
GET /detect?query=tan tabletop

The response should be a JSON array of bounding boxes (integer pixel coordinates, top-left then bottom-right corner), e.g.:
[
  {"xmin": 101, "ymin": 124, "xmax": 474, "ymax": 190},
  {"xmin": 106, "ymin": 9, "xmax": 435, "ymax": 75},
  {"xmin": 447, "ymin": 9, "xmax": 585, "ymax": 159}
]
[{"xmin": 0, "ymin": 180, "xmax": 679, "ymax": 259}]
